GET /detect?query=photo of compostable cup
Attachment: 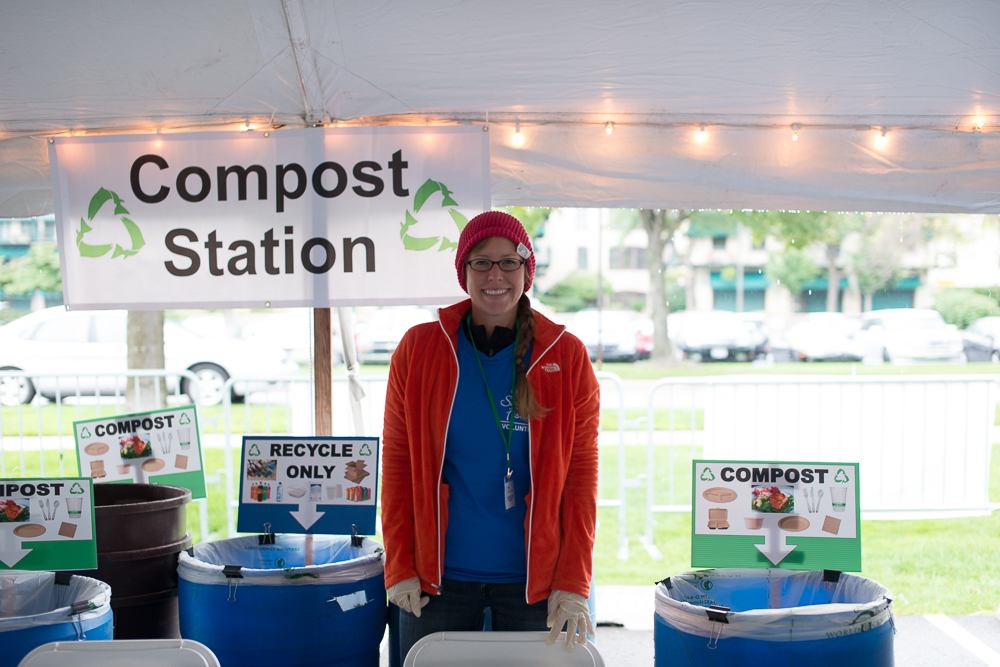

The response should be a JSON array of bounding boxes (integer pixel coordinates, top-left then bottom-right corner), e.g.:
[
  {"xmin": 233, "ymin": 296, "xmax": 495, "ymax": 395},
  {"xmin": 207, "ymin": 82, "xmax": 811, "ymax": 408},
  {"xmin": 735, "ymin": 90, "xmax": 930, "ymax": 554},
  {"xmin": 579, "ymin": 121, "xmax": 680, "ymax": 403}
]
[
  {"xmin": 66, "ymin": 497, "xmax": 83, "ymax": 519},
  {"xmin": 178, "ymin": 427, "xmax": 191, "ymax": 449},
  {"xmin": 744, "ymin": 516, "xmax": 763, "ymax": 529},
  {"xmin": 830, "ymin": 486, "xmax": 848, "ymax": 512}
]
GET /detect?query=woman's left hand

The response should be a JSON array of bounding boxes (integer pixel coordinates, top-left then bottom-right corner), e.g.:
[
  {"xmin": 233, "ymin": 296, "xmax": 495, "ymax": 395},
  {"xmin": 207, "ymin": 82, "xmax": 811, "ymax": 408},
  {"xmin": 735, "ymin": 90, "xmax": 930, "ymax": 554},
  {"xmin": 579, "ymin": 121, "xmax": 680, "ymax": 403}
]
[{"xmin": 545, "ymin": 590, "xmax": 593, "ymax": 652}]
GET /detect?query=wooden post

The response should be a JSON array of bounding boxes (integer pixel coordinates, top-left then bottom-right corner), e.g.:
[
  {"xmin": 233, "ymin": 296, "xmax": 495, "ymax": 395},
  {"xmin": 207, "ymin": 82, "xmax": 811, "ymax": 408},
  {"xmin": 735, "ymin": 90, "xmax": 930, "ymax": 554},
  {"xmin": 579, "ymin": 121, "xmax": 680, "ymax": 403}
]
[{"xmin": 307, "ymin": 307, "xmax": 333, "ymax": 565}]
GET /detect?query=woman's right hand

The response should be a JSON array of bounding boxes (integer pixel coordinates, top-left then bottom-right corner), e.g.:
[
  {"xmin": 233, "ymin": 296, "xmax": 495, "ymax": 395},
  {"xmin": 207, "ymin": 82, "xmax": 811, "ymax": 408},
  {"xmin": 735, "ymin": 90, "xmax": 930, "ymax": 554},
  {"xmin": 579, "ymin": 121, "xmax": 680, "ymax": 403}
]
[{"xmin": 387, "ymin": 577, "xmax": 430, "ymax": 617}]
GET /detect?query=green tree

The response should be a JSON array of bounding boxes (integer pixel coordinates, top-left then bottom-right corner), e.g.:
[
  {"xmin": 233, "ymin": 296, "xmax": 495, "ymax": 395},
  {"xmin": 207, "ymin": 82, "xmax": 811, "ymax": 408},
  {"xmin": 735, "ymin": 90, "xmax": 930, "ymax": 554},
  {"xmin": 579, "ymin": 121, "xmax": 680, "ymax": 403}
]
[
  {"xmin": 0, "ymin": 243, "xmax": 62, "ymax": 295},
  {"xmin": 737, "ymin": 211, "xmax": 860, "ymax": 312},
  {"xmin": 537, "ymin": 271, "xmax": 612, "ymax": 312},
  {"xmin": 933, "ymin": 289, "xmax": 999, "ymax": 329},
  {"xmin": 497, "ymin": 207, "xmax": 551, "ymax": 238},
  {"xmin": 765, "ymin": 246, "xmax": 818, "ymax": 300}
]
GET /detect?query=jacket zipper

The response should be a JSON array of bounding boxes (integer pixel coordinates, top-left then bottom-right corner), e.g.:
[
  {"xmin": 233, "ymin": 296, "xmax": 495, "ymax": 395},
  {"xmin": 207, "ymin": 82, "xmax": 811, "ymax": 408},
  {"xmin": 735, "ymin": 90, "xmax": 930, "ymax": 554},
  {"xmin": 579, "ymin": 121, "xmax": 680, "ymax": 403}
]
[
  {"xmin": 435, "ymin": 318, "xmax": 461, "ymax": 593},
  {"xmin": 524, "ymin": 326, "xmax": 567, "ymax": 603}
]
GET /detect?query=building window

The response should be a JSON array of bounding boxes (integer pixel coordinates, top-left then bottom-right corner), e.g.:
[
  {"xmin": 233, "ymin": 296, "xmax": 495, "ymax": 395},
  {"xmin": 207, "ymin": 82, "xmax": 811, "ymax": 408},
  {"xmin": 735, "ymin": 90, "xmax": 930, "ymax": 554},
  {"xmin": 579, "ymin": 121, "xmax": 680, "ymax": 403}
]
[
  {"xmin": 578, "ymin": 247, "xmax": 588, "ymax": 270},
  {"xmin": 712, "ymin": 235, "xmax": 727, "ymax": 249},
  {"xmin": 752, "ymin": 236, "xmax": 765, "ymax": 250},
  {"xmin": 609, "ymin": 247, "xmax": 647, "ymax": 269},
  {"xmin": 0, "ymin": 220, "xmax": 9, "ymax": 243}
]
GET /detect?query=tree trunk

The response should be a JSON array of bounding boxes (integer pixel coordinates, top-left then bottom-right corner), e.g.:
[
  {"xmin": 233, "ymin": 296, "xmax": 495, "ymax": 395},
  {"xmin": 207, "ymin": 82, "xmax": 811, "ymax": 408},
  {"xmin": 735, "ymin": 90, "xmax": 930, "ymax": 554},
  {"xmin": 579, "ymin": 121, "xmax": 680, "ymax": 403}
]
[
  {"xmin": 825, "ymin": 243, "xmax": 840, "ymax": 312},
  {"xmin": 126, "ymin": 310, "xmax": 167, "ymax": 411},
  {"xmin": 642, "ymin": 209, "xmax": 689, "ymax": 364}
]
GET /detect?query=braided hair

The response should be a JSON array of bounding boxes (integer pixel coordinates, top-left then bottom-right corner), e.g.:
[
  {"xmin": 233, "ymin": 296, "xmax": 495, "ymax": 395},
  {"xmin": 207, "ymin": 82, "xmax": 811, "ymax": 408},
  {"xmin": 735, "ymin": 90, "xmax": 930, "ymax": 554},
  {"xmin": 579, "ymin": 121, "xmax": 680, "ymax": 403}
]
[{"xmin": 514, "ymin": 294, "xmax": 550, "ymax": 421}]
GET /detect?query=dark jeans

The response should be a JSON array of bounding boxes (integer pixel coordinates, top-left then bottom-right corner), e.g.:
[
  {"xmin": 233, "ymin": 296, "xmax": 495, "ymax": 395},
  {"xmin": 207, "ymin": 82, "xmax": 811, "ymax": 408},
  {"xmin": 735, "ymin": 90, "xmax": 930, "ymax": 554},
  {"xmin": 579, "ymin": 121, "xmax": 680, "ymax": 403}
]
[{"xmin": 395, "ymin": 579, "xmax": 548, "ymax": 665}]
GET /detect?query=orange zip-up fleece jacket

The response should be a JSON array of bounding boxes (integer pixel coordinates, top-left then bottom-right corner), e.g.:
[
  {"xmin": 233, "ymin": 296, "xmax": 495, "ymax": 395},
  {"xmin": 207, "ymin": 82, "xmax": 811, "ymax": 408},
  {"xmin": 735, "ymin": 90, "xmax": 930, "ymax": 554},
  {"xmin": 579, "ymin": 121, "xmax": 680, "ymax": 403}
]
[{"xmin": 381, "ymin": 300, "xmax": 600, "ymax": 604}]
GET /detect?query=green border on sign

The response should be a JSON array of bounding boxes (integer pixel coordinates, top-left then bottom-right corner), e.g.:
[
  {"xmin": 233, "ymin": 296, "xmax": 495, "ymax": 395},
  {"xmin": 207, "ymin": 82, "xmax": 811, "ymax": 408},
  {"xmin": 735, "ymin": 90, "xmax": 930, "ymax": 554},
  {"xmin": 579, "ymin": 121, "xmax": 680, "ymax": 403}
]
[
  {"xmin": 74, "ymin": 405, "xmax": 206, "ymax": 499},
  {"xmin": 690, "ymin": 459, "xmax": 862, "ymax": 572},
  {"xmin": 0, "ymin": 477, "xmax": 97, "ymax": 571}
]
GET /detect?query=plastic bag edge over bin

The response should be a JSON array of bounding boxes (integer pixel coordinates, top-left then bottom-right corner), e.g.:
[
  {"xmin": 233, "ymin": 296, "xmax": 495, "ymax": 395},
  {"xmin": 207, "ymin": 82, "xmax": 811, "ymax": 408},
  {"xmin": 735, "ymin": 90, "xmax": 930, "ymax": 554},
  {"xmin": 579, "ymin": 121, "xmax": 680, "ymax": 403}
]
[
  {"xmin": 177, "ymin": 534, "xmax": 383, "ymax": 586},
  {"xmin": 655, "ymin": 569, "xmax": 893, "ymax": 642},
  {"xmin": 0, "ymin": 572, "xmax": 111, "ymax": 632}
]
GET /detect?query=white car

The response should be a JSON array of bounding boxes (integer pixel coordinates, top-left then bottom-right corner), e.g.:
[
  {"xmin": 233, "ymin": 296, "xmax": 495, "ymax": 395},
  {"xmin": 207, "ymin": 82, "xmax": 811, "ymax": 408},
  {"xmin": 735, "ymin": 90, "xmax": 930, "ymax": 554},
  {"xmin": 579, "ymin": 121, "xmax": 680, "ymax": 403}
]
[
  {"xmin": 784, "ymin": 312, "xmax": 864, "ymax": 362},
  {"xmin": 669, "ymin": 310, "xmax": 764, "ymax": 362},
  {"xmin": 0, "ymin": 307, "xmax": 299, "ymax": 406},
  {"xmin": 354, "ymin": 307, "xmax": 436, "ymax": 363},
  {"xmin": 565, "ymin": 309, "xmax": 654, "ymax": 363},
  {"xmin": 858, "ymin": 308, "xmax": 965, "ymax": 363}
]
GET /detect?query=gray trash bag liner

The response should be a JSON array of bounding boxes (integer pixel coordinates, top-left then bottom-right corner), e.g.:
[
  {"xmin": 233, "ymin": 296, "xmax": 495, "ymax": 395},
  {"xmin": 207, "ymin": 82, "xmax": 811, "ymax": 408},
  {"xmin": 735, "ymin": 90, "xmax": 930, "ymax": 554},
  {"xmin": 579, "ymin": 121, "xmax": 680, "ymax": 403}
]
[
  {"xmin": 656, "ymin": 569, "xmax": 893, "ymax": 642},
  {"xmin": 0, "ymin": 572, "xmax": 111, "ymax": 632},
  {"xmin": 177, "ymin": 534, "xmax": 383, "ymax": 586}
]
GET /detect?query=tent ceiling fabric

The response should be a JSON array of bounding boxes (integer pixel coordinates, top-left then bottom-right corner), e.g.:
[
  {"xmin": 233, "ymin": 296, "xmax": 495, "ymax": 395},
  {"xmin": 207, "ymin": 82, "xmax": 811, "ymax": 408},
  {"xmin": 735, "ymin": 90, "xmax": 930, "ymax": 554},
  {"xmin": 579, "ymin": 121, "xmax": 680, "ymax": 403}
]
[{"xmin": 1, "ymin": 0, "xmax": 998, "ymax": 216}]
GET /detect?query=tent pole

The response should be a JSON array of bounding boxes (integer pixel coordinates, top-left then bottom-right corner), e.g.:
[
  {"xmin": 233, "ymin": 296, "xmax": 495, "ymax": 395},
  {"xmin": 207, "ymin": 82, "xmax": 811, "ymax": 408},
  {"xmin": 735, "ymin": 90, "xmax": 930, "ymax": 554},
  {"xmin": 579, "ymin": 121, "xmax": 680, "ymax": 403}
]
[{"xmin": 308, "ymin": 306, "xmax": 333, "ymax": 565}]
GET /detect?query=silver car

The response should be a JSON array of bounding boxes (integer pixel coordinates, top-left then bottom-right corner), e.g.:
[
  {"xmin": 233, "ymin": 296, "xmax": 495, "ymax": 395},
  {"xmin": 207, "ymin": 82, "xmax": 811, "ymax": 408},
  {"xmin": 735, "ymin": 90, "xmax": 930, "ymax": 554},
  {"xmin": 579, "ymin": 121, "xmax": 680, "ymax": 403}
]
[{"xmin": 858, "ymin": 308, "xmax": 965, "ymax": 363}]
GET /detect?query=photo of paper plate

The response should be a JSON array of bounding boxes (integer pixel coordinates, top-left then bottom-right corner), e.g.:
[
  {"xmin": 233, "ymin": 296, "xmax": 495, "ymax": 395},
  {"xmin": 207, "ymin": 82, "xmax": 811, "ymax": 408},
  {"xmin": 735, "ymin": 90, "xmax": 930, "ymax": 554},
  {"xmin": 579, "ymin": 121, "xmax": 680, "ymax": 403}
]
[
  {"xmin": 777, "ymin": 515, "xmax": 810, "ymax": 532},
  {"xmin": 84, "ymin": 442, "xmax": 109, "ymax": 456},
  {"xmin": 141, "ymin": 458, "xmax": 166, "ymax": 472},
  {"xmin": 702, "ymin": 487, "xmax": 737, "ymax": 503},
  {"xmin": 287, "ymin": 487, "xmax": 306, "ymax": 498},
  {"xmin": 13, "ymin": 523, "xmax": 45, "ymax": 538}
]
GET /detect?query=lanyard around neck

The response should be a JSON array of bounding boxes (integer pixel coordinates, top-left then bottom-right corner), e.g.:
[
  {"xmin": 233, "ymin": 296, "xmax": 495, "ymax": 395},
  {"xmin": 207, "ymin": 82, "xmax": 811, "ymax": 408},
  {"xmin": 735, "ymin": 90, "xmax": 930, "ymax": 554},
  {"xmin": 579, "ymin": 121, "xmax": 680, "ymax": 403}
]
[{"xmin": 466, "ymin": 313, "xmax": 519, "ymax": 477}]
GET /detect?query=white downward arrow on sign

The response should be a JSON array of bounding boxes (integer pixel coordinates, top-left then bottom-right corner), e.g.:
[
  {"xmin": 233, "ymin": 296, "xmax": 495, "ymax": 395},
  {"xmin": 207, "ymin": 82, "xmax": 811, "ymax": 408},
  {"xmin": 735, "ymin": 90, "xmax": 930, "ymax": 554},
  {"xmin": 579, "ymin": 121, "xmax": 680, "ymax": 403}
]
[
  {"xmin": 289, "ymin": 503, "xmax": 325, "ymax": 530},
  {"xmin": 754, "ymin": 525, "xmax": 798, "ymax": 565},
  {"xmin": 0, "ymin": 533, "xmax": 33, "ymax": 568}
]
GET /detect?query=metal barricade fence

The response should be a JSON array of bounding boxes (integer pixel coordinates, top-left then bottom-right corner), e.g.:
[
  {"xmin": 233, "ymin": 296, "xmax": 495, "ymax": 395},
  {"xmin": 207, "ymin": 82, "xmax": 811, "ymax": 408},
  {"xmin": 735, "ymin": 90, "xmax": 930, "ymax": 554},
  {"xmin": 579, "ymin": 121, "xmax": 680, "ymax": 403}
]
[{"xmin": 640, "ymin": 374, "xmax": 1000, "ymax": 559}]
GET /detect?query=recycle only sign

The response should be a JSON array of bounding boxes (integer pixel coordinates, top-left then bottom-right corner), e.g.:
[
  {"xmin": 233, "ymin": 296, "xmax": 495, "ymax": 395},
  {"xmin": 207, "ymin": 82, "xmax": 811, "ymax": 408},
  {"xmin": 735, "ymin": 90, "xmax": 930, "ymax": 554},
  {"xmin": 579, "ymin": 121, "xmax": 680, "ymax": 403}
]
[{"xmin": 237, "ymin": 436, "xmax": 380, "ymax": 535}]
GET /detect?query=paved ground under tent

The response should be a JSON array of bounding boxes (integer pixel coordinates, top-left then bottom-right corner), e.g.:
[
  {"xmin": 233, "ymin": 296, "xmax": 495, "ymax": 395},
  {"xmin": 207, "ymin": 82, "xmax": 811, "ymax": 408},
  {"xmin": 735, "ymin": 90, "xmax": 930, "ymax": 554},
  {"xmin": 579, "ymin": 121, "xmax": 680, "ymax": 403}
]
[{"xmin": 379, "ymin": 585, "xmax": 1000, "ymax": 666}]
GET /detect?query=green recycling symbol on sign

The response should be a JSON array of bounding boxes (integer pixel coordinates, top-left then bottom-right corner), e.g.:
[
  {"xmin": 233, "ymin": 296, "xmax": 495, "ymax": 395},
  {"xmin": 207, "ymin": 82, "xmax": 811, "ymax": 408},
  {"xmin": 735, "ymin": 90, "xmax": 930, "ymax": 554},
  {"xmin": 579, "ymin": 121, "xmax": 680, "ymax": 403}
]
[
  {"xmin": 399, "ymin": 179, "xmax": 469, "ymax": 252},
  {"xmin": 700, "ymin": 467, "xmax": 715, "ymax": 482},
  {"xmin": 70, "ymin": 483, "xmax": 85, "ymax": 494},
  {"xmin": 360, "ymin": 443, "xmax": 372, "ymax": 456},
  {"xmin": 179, "ymin": 413, "xmax": 191, "ymax": 425},
  {"xmin": 80, "ymin": 427, "xmax": 92, "ymax": 438},
  {"xmin": 835, "ymin": 469, "xmax": 850, "ymax": 483},
  {"xmin": 76, "ymin": 188, "xmax": 145, "ymax": 259},
  {"xmin": 248, "ymin": 444, "xmax": 261, "ymax": 456}
]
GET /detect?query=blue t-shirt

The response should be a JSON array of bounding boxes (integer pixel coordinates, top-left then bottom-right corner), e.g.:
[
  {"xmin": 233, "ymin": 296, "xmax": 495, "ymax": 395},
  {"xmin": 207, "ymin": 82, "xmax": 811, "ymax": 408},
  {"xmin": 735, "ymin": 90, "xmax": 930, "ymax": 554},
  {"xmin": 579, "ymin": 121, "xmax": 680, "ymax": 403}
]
[{"xmin": 442, "ymin": 329, "xmax": 532, "ymax": 582}]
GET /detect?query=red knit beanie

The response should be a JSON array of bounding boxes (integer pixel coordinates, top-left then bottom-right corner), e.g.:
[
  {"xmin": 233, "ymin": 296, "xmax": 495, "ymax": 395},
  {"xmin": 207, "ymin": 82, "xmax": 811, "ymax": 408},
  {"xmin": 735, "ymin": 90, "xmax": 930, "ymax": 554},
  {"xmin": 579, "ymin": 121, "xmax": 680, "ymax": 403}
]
[{"xmin": 455, "ymin": 211, "xmax": 535, "ymax": 293}]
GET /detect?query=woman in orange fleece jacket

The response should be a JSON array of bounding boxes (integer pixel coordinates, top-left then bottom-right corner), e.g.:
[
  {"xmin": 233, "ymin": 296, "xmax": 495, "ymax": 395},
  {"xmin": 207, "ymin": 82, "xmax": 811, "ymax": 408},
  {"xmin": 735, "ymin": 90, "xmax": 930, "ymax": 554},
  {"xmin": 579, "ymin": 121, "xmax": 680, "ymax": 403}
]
[{"xmin": 381, "ymin": 211, "xmax": 600, "ymax": 661}]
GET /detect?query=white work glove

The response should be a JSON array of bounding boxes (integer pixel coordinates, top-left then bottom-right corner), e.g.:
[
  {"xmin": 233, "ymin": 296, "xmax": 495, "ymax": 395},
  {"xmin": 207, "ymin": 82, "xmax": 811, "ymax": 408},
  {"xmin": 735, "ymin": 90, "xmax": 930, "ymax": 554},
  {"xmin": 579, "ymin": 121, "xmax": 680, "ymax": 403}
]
[
  {"xmin": 386, "ymin": 577, "xmax": 430, "ymax": 617},
  {"xmin": 545, "ymin": 590, "xmax": 594, "ymax": 652}
]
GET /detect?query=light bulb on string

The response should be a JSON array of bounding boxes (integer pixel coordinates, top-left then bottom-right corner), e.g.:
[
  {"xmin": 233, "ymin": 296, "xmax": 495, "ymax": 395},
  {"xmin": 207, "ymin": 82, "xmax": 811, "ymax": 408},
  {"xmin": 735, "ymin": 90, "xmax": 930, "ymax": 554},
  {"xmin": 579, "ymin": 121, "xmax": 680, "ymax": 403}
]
[
  {"xmin": 605, "ymin": 122, "xmax": 614, "ymax": 135},
  {"xmin": 874, "ymin": 127, "xmax": 888, "ymax": 148},
  {"xmin": 791, "ymin": 123, "xmax": 801, "ymax": 141},
  {"xmin": 975, "ymin": 119, "xmax": 984, "ymax": 132},
  {"xmin": 694, "ymin": 122, "xmax": 707, "ymax": 143},
  {"xmin": 512, "ymin": 122, "xmax": 524, "ymax": 148}
]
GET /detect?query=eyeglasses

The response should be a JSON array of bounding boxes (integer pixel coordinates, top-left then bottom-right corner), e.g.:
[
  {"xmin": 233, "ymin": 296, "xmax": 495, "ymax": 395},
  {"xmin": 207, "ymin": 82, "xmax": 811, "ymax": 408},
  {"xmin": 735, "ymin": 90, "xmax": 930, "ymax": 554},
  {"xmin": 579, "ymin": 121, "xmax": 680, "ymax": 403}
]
[{"xmin": 465, "ymin": 258, "xmax": 525, "ymax": 272}]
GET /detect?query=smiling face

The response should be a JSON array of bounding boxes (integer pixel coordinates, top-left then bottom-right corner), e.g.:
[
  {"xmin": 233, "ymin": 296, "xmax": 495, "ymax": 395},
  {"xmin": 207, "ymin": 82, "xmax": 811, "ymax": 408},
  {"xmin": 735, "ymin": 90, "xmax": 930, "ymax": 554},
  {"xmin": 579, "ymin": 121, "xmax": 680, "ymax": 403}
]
[{"xmin": 465, "ymin": 236, "xmax": 526, "ymax": 334}]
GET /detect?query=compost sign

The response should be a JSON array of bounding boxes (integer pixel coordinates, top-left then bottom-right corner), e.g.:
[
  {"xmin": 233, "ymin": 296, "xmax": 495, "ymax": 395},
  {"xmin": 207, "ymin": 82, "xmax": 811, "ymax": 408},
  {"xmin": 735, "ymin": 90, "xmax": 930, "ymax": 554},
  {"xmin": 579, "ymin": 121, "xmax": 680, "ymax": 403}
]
[
  {"xmin": 0, "ymin": 478, "xmax": 97, "ymax": 571},
  {"xmin": 237, "ymin": 436, "xmax": 379, "ymax": 535},
  {"xmin": 691, "ymin": 460, "xmax": 861, "ymax": 571},
  {"xmin": 48, "ymin": 126, "xmax": 489, "ymax": 310},
  {"xmin": 74, "ymin": 406, "xmax": 206, "ymax": 499}
]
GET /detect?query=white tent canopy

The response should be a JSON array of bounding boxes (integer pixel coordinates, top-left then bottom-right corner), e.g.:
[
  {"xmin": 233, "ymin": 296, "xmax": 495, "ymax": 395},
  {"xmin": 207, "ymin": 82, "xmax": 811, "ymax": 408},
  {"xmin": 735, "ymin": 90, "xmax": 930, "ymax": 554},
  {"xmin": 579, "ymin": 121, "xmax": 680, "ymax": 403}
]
[{"xmin": 2, "ymin": 0, "xmax": 998, "ymax": 217}]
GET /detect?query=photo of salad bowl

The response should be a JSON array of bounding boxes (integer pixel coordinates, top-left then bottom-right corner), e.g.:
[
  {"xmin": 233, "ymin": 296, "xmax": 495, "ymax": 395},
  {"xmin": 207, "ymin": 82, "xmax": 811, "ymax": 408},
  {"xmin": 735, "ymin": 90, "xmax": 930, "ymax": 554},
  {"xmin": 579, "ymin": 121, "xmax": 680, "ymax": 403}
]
[
  {"xmin": 751, "ymin": 485, "xmax": 794, "ymax": 513},
  {"xmin": 120, "ymin": 434, "xmax": 153, "ymax": 459}
]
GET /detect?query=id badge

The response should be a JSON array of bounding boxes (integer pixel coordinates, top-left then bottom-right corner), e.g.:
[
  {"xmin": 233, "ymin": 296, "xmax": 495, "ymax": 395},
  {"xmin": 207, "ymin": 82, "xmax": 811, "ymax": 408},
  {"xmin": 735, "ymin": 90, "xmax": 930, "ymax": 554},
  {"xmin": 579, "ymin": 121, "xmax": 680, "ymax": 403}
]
[{"xmin": 504, "ymin": 475, "xmax": 516, "ymax": 511}]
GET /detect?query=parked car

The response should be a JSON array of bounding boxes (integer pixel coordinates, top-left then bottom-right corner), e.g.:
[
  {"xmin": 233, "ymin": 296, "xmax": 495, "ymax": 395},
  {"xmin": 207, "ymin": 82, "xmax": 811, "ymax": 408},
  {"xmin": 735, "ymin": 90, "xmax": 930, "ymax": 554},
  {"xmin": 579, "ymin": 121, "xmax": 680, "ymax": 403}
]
[
  {"xmin": 354, "ymin": 306, "xmax": 436, "ymax": 363},
  {"xmin": 858, "ymin": 308, "xmax": 965, "ymax": 363},
  {"xmin": 239, "ymin": 310, "xmax": 345, "ymax": 367},
  {"xmin": 962, "ymin": 316, "xmax": 1000, "ymax": 362},
  {"xmin": 0, "ymin": 307, "xmax": 299, "ymax": 406},
  {"xmin": 565, "ymin": 309, "xmax": 654, "ymax": 363},
  {"xmin": 669, "ymin": 310, "xmax": 765, "ymax": 362},
  {"xmin": 784, "ymin": 312, "xmax": 863, "ymax": 362}
]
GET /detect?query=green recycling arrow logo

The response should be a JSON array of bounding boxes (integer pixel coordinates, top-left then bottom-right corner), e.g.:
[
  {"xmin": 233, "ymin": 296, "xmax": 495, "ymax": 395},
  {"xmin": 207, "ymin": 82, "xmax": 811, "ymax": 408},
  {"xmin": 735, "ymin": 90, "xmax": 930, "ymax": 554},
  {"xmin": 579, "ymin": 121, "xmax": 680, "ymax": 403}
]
[
  {"xmin": 700, "ymin": 467, "xmax": 715, "ymax": 482},
  {"xmin": 360, "ymin": 443, "xmax": 372, "ymax": 457},
  {"xmin": 400, "ymin": 179, "xmax": 468, "ymax": 252},
  {"xmin": 76, "ymin": 188, "xmax": 145, "ymax": 259},
  {"xmin": 835, "ymin": 469, "xmax": 850, "ymax": 483}
]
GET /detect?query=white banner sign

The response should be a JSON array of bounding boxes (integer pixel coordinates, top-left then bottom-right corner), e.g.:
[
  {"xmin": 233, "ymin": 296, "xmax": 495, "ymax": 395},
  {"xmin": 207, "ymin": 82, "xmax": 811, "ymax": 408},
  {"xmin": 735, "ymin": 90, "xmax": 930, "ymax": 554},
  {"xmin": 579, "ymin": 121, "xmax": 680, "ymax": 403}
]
[{"xmin": 49, "ymin": 127, "xmax": 489, "ymax": 309}]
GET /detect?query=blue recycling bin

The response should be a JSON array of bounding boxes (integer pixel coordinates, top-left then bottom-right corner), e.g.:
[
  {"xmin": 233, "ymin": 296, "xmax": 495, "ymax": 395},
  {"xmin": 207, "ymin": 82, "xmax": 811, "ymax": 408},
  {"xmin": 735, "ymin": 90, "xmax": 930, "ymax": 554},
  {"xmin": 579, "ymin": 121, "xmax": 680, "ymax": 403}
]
[
  {"xmin": 0, "ymin": 572, "xmax": 114, "ymax": 667},
  {"xmin": 178, "ymin": 534, "xmax": 387, "ymax": 667},
  {"xmin": 655, "ymin": 569, "xmax": 894, "ymax": 666}
]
